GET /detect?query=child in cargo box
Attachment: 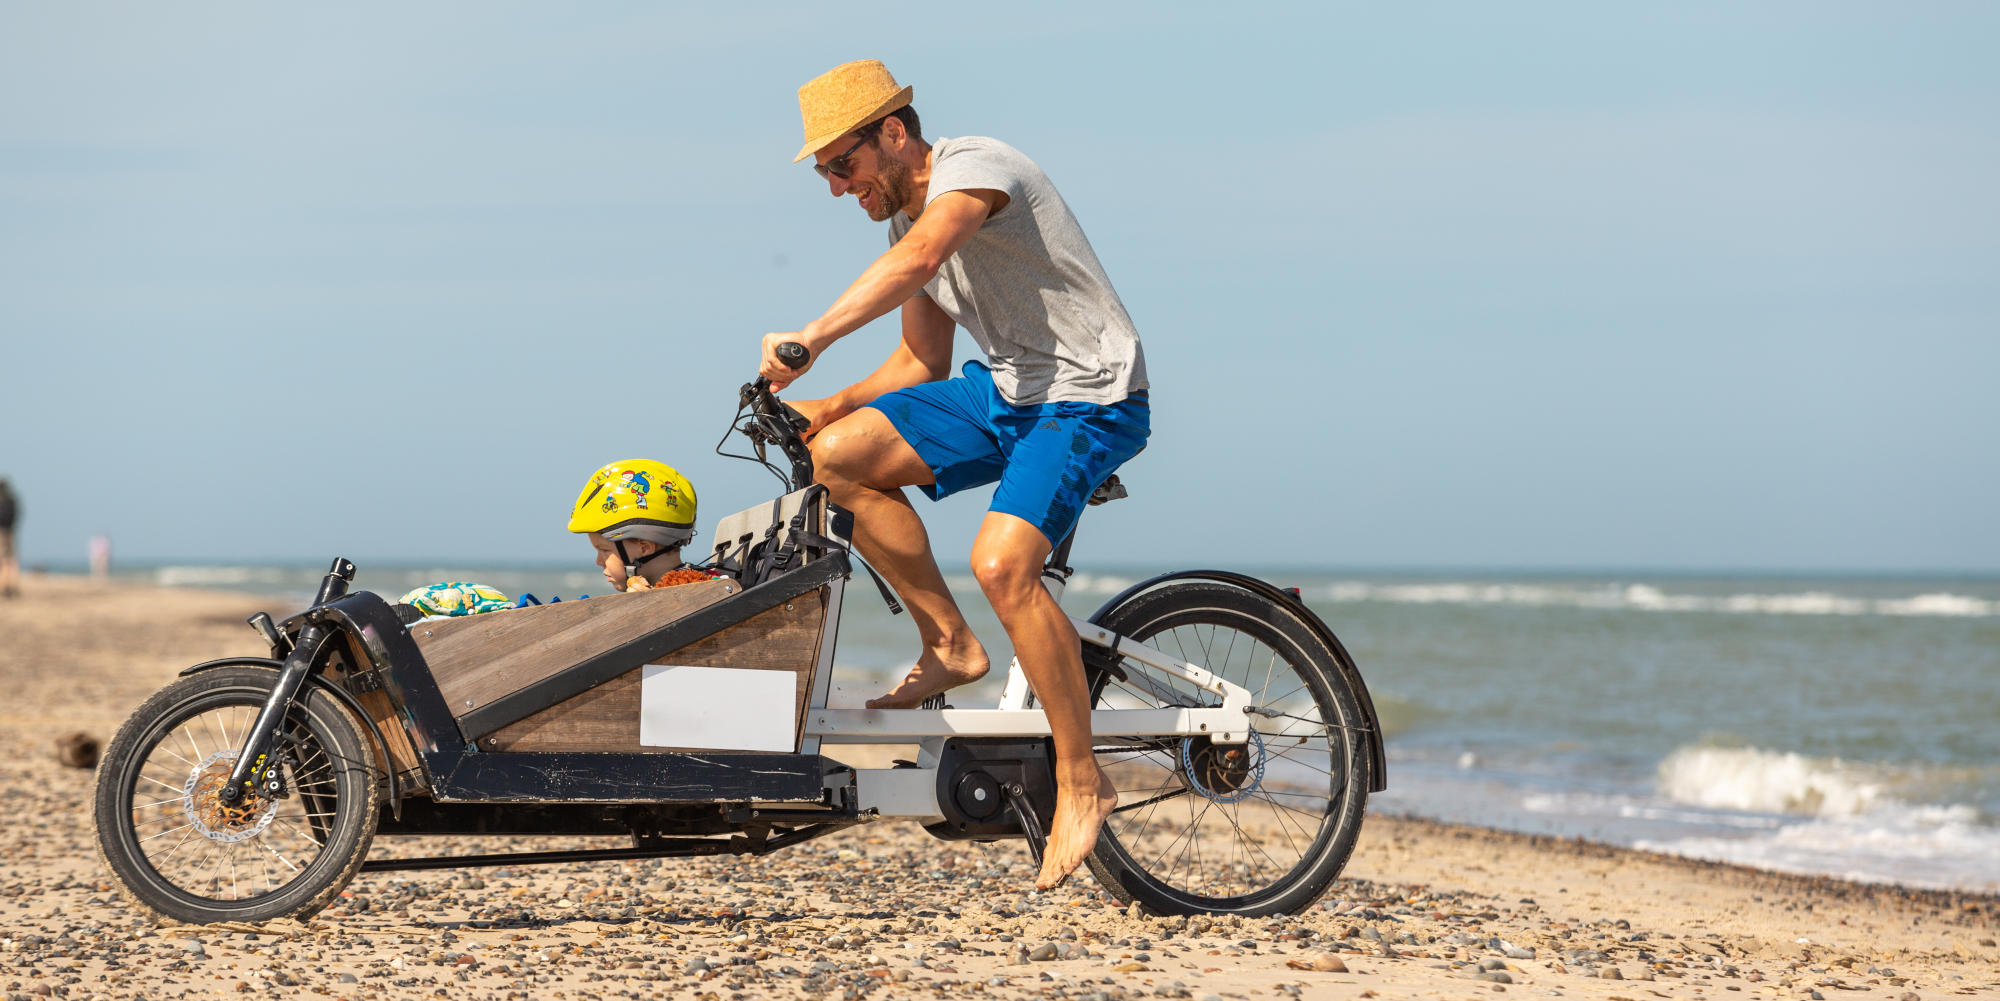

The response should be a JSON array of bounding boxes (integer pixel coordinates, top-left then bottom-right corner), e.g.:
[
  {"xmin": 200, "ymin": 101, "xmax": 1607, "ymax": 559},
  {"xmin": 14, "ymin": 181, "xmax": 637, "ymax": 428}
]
[{"xmin": 567, "ymin": 460, "xmax": 719, "ymax": 593}]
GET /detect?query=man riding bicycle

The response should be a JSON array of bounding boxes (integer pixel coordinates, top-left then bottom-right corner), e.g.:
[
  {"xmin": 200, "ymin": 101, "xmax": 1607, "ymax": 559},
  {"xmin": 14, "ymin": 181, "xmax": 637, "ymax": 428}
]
[{"xmin": 759, "ymin": 60, "xmax": 1149, "ymax": 890}]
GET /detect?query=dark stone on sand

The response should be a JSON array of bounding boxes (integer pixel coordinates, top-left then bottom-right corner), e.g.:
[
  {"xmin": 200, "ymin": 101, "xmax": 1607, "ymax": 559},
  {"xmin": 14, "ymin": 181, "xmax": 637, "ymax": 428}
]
[{"xmin": 53, "ymin": 732, "xmax": 99, "ymax": 769}]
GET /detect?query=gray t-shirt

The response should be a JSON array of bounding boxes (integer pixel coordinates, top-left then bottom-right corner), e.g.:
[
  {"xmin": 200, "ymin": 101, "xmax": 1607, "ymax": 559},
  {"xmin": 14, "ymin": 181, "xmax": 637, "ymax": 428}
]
[{"xmin": 889, "ymin": 136, "xmax": 1146, "ymax": 406}]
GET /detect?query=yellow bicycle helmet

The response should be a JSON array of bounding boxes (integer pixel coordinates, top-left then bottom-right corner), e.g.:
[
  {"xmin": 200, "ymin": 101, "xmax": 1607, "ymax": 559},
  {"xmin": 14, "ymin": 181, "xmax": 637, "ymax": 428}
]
[{"xmin": 568, "ymin": 461, "xmax": 699, "ymax": 579}]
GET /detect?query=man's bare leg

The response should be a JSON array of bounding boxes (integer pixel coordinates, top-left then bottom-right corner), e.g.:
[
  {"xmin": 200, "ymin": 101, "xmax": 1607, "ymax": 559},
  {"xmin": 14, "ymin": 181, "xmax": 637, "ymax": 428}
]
[
  {"xmin": 970, "ymin": 512, "xmax": 1119, "ymax": 889},
  {"xmin": 812, "ymin": 409, "xmax": 990, "ymax": 707}
]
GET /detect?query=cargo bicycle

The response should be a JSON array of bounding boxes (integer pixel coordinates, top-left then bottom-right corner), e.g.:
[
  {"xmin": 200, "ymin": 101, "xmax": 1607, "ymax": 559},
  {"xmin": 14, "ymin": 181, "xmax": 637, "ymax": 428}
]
[{"xmin": 92, "ymin": 349, "xmax": 1386, "ymax": 922}]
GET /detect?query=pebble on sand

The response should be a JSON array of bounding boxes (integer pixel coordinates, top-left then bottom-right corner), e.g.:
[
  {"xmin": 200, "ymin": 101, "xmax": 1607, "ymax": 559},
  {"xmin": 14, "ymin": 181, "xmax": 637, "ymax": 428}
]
[{"xmin": 53, "ymin": 731, "xmax": 99, "ymax": 769}]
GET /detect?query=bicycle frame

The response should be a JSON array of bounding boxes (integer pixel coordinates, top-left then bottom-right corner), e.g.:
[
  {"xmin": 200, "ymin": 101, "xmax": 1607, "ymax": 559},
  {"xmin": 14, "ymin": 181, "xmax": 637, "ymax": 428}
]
[
  {"xmin": 805, "ymin": 621, "xmax": 1254, "ymax": 746},
  {"xmin": 792, "ymin": 548, "xmax": 1256, "ymax": 823}
]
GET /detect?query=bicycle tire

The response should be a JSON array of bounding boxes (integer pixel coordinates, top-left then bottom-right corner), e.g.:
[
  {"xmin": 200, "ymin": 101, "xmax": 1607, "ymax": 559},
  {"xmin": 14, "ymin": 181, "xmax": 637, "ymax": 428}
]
[
  {"xmin": 1078, "ymin": 581, "xmax": 1371, "ymax": 916},
  {"xmin": 93, "ymin": 666, "xmax": 380, "ymax": 923}
]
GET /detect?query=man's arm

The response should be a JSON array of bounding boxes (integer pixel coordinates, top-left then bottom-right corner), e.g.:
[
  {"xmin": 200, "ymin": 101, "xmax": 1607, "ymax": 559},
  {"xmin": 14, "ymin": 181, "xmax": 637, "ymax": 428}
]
[
  {"xmin": 760, "ymin": 187, "xmax": 1002, "ymax": 388},
  {"xmin": 787, "ymin": 295, "xmax": 955, "ymax": 434}
]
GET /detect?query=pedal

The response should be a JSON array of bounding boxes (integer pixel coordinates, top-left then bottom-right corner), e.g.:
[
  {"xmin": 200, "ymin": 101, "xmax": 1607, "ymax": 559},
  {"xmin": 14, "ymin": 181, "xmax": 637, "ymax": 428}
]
[
  {"xmin": 1001, "ymin": 781, "xmax": 1048, "ymax": 868},
  {"xmin": 920, "ymin": 692, "xmax": 949, "ymax": 710}
]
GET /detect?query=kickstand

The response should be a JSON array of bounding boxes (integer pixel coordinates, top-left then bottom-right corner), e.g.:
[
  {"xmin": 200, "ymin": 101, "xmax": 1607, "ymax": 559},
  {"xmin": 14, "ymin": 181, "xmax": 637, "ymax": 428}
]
[{"xmin": 1002, "ymin": 781, "xmax": 1048, "ymax": 869}]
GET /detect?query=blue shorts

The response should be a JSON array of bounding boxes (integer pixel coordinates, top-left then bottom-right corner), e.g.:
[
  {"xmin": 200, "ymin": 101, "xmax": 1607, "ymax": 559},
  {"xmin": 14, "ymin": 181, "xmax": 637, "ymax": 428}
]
[{"xmin": 865, "ymin": 361, "xmax": 1150, "ymax": 546}]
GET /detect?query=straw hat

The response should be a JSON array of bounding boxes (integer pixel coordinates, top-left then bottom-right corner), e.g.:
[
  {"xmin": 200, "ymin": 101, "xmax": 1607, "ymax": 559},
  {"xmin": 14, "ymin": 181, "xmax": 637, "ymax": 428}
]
[{"xmin": 793, "ymin": 59, "xmax": 914, "ymax": 163}]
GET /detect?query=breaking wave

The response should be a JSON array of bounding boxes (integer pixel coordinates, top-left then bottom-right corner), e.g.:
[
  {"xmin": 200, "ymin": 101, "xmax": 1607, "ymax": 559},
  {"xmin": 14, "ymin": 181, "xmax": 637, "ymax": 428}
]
[
  {"xmin": 1655, "ymin": 744, "xmax": 1984, "ymax": 820},
  {"xmin": 1311, "ymin": 581, "xmax": 1996, "ymax": 618},
  {"xmin": 1634, "ymin": 808, "xmax": 2000, "ymax": 892}
]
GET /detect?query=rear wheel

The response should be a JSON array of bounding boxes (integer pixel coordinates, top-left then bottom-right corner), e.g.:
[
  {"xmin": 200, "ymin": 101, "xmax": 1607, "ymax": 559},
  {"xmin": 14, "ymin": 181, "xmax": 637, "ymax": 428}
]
[
  {"xmin": 94, "ymin": 667, "xmax": 380, "ymax": 923},
  {"xmin": 1079, "ymin": 582, "xmax": 1371, "ymax": 916}
]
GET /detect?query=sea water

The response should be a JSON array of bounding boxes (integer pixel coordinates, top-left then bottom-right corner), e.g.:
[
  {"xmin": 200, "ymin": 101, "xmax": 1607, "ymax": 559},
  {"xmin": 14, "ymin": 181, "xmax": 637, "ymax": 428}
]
[{"xmin": 127, "ymin": 562, "xmax": 2000, "ymax": 892}]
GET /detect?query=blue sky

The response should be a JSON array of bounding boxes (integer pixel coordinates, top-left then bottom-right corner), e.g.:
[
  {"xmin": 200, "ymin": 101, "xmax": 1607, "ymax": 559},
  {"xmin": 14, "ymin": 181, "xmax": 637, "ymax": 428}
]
[{"xmin": 3, "ymin": 3, "xmax": 1995, "ymax": 572}]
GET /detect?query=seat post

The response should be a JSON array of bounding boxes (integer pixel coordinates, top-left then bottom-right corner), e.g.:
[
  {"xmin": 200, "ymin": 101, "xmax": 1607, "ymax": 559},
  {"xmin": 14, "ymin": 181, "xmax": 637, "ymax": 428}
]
[
  {"xmin": 1045, "ymin": 522, "xmax": 1080, "ymax": 582},
  {"xmin": 1041, "ymin": 473, "xmax": 1124, "ymax": 594}
]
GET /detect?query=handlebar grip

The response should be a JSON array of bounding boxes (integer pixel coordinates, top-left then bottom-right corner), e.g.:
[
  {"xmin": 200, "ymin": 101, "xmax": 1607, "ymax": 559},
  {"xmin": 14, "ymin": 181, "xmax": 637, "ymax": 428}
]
[{"xmin": 775, "ymin": 342, "xmax": 810, "ymax": 370}]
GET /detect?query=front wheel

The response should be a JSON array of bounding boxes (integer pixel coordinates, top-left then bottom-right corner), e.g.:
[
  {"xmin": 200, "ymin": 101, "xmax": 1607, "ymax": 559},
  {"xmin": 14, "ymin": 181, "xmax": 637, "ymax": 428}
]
[
  {"xmin": 1078, "ymin": 582, "xmax": 1373, "ymax": 916},
  {"xmin": 94, "ymin": 667, "xmax": 380, "ymax": 923}
]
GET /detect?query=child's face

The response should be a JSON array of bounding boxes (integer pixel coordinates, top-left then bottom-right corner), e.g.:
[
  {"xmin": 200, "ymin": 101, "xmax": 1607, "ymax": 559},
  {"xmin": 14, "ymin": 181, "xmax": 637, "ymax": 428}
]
[{"xmin": 588, "ymin": 533, "xmax": 640, "ymax": 592}]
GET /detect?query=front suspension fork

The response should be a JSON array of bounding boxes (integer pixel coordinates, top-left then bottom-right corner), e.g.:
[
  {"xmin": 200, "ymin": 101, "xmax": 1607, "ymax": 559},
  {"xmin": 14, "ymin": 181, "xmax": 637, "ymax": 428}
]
[{"xmin": 217, "ymin": 558, "xmax": 355, "ymax": 807}]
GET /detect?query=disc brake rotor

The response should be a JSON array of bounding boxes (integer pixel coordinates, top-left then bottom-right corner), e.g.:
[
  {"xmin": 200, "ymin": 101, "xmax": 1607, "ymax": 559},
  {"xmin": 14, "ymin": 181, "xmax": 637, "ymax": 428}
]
[
  {"xmin": 1180, "ymin": 728, "xmax": 1267, "ymax": 804},
  {"xmin": 184, "ymin": 750, "xmax": 280, "ymax": 843}
]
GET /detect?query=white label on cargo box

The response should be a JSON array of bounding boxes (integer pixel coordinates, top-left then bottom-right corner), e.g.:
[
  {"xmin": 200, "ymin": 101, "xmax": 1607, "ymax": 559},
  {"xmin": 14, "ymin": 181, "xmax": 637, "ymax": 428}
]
[{"xmin": 639, "ymin": 665, "xmax": 796, "ymax": 751}]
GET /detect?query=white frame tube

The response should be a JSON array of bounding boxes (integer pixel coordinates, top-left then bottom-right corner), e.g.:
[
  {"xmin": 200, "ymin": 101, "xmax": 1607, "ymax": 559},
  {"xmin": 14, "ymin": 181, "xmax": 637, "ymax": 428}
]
[{"xmin": 807, "ymin": 614, "xmax": 1253, "ymax": 744}]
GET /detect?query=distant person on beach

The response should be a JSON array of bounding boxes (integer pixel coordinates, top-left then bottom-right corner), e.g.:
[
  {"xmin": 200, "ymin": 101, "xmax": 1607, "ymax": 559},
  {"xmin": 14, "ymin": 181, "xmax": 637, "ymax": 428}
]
[
  {"xmin": 759, "ymin": 60, "xmax": 1149, "ymax": 889},
  {"xmin": 567, "ymin": 461, "xmax": 717, "ymax": 593},
  {"xmin": 88, "ymin": 533, "xmax": 111, "ymax": 582},
  {"xmin": 0, "ymin": 478, "xmax": 18, "ymax": 598}
]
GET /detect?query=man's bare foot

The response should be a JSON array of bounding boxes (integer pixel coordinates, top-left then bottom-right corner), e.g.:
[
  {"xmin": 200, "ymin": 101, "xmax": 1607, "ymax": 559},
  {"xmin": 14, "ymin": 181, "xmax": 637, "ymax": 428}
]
[
  {"xmin": 1035, "ymin": 767, "xmax": 1119, "ymax": 890},
  {"xmin": 865, "ymin": 637, "xmax": 989, "ymax": 709}
]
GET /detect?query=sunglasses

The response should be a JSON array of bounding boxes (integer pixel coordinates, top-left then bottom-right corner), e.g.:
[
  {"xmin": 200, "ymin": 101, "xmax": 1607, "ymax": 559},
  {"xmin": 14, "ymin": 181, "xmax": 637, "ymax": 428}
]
[{"xmin": 813, "ymin": 123, "xmax": 881, "ymax": 180}]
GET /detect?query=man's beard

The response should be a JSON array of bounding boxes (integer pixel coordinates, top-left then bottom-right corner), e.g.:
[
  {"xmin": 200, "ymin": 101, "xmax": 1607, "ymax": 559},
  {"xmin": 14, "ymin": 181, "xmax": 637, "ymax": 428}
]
[{"xmin": 867, "ymin": 153, "xmax": 915, "ymax": 222}]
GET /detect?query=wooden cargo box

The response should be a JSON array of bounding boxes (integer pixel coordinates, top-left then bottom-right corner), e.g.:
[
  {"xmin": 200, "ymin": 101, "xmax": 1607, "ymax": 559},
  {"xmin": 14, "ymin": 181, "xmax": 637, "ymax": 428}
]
[{"xmin": 404, "ymin": 577, "xmax": 830, "ymax": 753}]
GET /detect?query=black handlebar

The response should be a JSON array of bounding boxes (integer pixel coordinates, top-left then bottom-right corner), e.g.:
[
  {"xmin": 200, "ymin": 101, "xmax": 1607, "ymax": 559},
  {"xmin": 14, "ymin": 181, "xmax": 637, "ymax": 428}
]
[{"xmin": 735, "ymin": 342, "xmax": 816, "ymax": 491}]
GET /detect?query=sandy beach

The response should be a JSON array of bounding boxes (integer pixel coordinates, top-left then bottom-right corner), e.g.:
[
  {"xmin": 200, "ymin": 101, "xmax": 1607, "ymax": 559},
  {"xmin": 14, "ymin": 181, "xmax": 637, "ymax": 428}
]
[{"xmin": 1, "ymin": 574, "xmax": 1995, "ymax": 1001}]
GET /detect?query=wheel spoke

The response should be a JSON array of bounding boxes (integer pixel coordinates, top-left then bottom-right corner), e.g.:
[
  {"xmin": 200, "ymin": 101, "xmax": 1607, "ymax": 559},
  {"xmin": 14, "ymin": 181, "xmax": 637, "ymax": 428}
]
[
  {"xmin": 259, "ymin": 832, "xmax": 304, "ymax": 873},
  {"xmin": 138, "ymin": 821, "xmax": 198, "ymax": 845},
  {"xmin": 1112, "ymin": 784, "xmax": 1191, "ymax": 815},
  {"xmin": 1257, "ymin": 645, "xmax": 1280, "ymax": 705},
  {"xmin": 1246, "ymin": 787, "xmax": 1313, "ymax": 861},
  {"xmin": 1262, "ymin": 743, "xmax": 1336, "ymax": 775},
  {"xmin": 137, "ymin": 771, "xmax": 186, "ymax": 795},
  {"xmin": 270, "ymin": 814, "xmax": 327, "ymax": 850},
  {"xmin": 1250, "ymin": 783, "xmax": 1337, "ymax": 830},
  {"xmin": 1115, "ymin": 758, "xmax": 1189, "ymax": 843},
  {"xmin": 199, "ymin": 838, "xmax": 231, "ymax": 893},
  {"xmin": 1153, "ymin": 795, "xmax": 1217, "ymax": 886},
  {"xmin": 1219, "ymin": 797, "xmax": 1294, "ymax": 879}
]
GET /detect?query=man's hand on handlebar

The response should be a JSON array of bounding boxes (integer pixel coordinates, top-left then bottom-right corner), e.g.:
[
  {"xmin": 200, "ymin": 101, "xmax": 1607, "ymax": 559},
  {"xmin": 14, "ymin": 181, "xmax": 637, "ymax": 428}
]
[{"xmin": 760, "ymin": 332, "xmax": 816, "ymax": 391}]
